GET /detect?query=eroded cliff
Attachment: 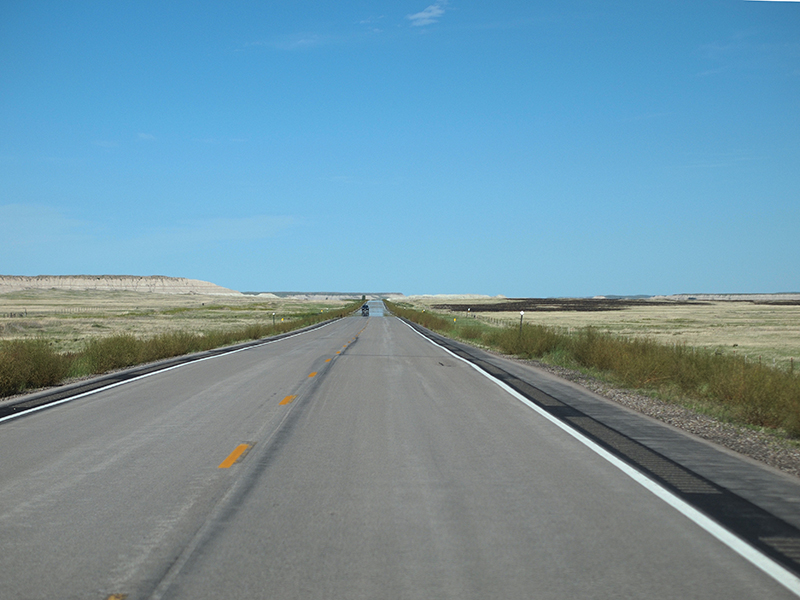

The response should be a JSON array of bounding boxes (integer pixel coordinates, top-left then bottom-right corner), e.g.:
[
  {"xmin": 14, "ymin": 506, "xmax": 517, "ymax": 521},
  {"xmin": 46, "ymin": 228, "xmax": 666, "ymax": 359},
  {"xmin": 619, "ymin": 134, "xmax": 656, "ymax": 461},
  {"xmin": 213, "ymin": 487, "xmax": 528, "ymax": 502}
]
[{"xmin": 0, "ymin": 275, "xmax": 241, "ymax": 295}]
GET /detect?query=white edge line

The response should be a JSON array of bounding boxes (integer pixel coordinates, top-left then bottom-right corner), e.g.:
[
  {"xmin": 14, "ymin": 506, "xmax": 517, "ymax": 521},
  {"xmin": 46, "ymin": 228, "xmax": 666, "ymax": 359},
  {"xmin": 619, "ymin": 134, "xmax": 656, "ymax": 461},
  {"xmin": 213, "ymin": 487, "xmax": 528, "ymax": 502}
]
[
  {"xmin": 0, "ymin": 321, "xmax": 336, "ymax": 426},
  {"xmin": 401, "ymin": 319, "xmax": 800, "ymax": 597}
]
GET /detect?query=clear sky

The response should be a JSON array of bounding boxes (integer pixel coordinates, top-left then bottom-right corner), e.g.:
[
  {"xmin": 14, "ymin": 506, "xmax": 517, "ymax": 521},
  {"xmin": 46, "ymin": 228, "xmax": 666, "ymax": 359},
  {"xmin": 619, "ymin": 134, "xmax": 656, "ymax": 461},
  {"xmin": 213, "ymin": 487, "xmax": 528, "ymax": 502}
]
[{"xmin": 2, "ymin": 1, "xmax": 798, "ymax": 296}]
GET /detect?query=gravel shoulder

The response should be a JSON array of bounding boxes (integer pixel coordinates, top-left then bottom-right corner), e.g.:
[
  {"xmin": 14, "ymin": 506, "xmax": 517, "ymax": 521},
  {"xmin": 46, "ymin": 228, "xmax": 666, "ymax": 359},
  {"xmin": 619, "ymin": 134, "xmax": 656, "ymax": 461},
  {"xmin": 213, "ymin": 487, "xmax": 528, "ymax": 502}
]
[{"xmin": 511, "ymin": 356, "xmax": 800, "ymax": 480}]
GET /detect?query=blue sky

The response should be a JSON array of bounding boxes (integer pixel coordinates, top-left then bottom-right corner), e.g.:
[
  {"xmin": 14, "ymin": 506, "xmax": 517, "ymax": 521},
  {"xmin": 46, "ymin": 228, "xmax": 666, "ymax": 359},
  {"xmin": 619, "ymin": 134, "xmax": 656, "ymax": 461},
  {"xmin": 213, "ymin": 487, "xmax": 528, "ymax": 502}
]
[{"xmin": 2, "ymin": 1, "xmax": 798, "ymax": 296}]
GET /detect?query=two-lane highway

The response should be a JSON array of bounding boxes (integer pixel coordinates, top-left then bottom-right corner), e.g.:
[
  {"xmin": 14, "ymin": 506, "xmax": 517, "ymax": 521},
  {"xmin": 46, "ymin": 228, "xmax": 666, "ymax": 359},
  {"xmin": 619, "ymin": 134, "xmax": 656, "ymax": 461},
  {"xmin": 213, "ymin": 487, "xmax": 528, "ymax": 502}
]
[{"xmin": 1, "ymin": 310, "xmax": 798, "ymax": 599}]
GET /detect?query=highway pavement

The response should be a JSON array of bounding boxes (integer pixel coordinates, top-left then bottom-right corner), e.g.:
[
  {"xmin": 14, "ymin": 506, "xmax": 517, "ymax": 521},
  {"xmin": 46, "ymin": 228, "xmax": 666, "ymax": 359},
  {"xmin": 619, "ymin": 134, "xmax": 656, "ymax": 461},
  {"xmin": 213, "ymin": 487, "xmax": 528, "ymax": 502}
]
[{"xmin": 1, "ymin": 305, "xmax": 799, "ymax": 599}]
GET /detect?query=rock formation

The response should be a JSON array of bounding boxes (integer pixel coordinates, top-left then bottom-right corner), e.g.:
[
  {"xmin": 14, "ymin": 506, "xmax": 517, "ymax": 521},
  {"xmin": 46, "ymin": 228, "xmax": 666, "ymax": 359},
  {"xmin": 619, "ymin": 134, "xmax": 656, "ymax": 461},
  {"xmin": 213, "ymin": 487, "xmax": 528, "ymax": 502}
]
[{"xmin": 0, "ymin": 275, "xmax": 241, "ymax": 295}]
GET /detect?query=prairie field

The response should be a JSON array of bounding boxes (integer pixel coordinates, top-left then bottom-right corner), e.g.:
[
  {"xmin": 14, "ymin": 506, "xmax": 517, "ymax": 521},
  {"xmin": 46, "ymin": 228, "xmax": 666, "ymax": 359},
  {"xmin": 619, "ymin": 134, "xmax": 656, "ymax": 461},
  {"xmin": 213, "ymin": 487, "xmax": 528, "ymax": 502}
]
[
  {"xmin": 408, "ymin": 296, "xmax": 800, "ymax": 373},
  {"xmin": 0, "ymin": 290, "xmax": 356, "ymax": 353}
]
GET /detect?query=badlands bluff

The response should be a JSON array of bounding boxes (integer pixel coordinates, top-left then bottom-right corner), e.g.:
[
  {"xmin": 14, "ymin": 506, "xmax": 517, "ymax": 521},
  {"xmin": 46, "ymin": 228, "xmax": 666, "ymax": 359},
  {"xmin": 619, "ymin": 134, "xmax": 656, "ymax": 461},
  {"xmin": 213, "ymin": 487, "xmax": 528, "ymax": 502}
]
[{"xmin": 0, "ymin": 275, "xmax": 240, "ymax": 295}]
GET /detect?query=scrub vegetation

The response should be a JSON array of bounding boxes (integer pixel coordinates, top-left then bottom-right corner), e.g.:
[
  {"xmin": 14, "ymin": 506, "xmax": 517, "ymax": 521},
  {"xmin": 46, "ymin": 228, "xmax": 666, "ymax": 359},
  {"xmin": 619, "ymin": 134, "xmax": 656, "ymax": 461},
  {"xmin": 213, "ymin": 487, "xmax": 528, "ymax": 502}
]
[
  {"xmin": 0, "ymin": 291, "xmax": 362, "ymax": 398},
  {"xmin": 385, "ymin": 300, "xmax": 800, "ymax": 438},
  {"xmin": 415, "ymin": 296, "xmax": 800, "ymax": 373}
]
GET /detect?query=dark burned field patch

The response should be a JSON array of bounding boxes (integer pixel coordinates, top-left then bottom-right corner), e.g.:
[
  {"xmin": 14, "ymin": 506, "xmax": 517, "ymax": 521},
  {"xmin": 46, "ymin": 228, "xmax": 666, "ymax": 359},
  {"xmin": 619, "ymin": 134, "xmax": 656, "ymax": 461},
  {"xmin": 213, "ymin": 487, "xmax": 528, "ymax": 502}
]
[{"xmin": 432, "ymin": 298, "xmax": 708, "ymax": 313}]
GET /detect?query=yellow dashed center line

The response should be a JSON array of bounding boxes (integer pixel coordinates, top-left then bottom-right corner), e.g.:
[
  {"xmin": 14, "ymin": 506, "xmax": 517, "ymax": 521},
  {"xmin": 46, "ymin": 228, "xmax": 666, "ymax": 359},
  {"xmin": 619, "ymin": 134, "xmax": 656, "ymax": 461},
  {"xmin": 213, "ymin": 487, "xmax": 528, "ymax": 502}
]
[
  {"xmin": 308, "ymin": 372, "xmax": 317, "ymax": 378},
  {"xmin": 279, "ymin": 395, "xmax": 297, "ymax": 405},
  {"xmin": 325, "ymin": 358, "xmax": 331, "ymax": 362},
  {"xmin": 219, "ymin": 443, "xmax": 252, "ymax": 469}
]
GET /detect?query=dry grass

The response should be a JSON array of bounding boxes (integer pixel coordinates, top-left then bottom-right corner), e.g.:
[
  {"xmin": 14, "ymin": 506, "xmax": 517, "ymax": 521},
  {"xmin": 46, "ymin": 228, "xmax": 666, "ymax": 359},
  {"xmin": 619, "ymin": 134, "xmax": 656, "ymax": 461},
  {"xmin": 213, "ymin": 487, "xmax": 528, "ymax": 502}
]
[
  {"xmin": 0, "ymin": 290, "xmax": 355, "ymax": 353},
  {"xmin": 0, "ymin": 290, "xmax": 362, "ymax": 397},
  {"xmin": 408, "ymin": 296, "xmax": 800, "ymax": 373}
]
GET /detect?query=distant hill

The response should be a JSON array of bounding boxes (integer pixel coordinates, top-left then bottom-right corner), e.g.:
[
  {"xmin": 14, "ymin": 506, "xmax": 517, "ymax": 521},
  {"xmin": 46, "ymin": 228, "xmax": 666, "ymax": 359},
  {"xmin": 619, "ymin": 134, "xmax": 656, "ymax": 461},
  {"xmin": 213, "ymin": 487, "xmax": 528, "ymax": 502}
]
[{"xmin": 0, "ymin": 275, "xmax": 240, "ymax": 295}]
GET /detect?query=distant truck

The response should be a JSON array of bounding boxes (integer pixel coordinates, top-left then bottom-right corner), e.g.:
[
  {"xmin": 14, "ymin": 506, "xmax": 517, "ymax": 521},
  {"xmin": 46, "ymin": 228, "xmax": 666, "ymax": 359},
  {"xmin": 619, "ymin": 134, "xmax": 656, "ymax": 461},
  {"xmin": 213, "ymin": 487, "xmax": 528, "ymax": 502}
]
[{"xmin": 361, "ymin": 304, "xmax": 369, "ymax": 317}]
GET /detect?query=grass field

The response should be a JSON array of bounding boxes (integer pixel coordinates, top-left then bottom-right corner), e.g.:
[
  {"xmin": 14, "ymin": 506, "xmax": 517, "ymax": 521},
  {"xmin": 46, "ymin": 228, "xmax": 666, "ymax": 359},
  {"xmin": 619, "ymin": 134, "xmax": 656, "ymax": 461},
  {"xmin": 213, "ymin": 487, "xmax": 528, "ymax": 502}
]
[
  {"xmin": 0, "ymin": 290, "xmax": 355, "ymax": 353},
  {"xmin": 407, "ymin": 296, "xmax": 800, "ymax": 373},
  {"xmin": 0, "ymin": 290, "xmax": 362, "ymax": 397}
]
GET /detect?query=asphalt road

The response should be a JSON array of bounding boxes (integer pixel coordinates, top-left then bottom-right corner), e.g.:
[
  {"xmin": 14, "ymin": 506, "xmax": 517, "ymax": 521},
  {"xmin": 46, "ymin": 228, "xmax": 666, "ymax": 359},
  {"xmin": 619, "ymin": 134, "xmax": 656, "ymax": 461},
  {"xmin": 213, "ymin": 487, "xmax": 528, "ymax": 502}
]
[{"xmin": 1, "ymin": 308, "xmax": 798, "ymax": 599}]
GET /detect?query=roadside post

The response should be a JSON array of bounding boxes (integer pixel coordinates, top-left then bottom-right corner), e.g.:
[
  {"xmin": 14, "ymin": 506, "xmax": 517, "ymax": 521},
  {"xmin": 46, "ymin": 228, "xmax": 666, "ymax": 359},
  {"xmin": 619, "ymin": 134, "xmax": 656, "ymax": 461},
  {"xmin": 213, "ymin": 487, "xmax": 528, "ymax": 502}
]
[{"xmin": 519, "ymin": 311, "xmax": 524, "ymax": 335}]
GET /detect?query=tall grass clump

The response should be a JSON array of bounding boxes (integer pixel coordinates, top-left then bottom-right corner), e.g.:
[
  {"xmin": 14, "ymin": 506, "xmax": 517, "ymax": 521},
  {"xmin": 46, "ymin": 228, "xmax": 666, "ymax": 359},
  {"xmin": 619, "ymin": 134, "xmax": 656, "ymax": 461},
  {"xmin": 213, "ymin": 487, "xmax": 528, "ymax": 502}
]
[
  {"xmin": 384, "ymin": 301, "xmax": 457, "ymax": 333},
  {"xmin": 0, "ymin": 339, "xmax": 72, "ymax": 396},
  {"xmin": 483, "ymin": 323, "xmax": 563, "ymax": 358},
  {"xmin": 387, "ymin": 301, "xmax": 800, "ymax": 437}
]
